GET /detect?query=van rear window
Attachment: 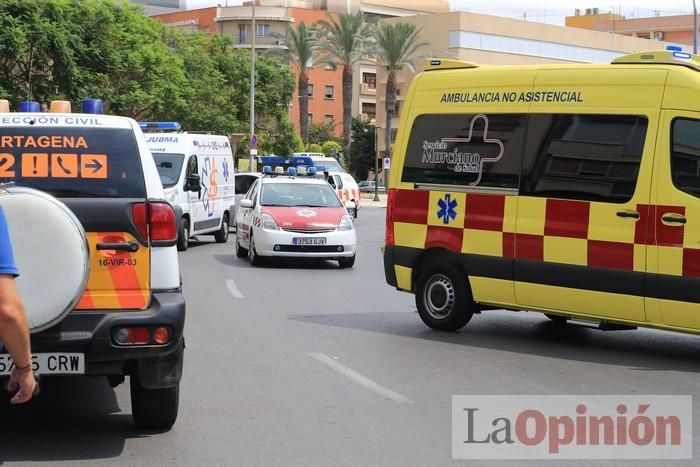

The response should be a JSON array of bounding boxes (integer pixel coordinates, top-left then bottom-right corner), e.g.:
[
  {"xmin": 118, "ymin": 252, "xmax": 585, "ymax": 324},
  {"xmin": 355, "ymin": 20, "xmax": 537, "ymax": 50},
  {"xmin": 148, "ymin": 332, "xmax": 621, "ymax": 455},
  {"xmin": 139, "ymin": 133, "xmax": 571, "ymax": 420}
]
[
  {"xmin": 0, "ymin": 128, "xmax": 145, "ymax": 198},
  {"xmin": 402, "ymin": 114, "xmax": 526, "ymax": 189}
]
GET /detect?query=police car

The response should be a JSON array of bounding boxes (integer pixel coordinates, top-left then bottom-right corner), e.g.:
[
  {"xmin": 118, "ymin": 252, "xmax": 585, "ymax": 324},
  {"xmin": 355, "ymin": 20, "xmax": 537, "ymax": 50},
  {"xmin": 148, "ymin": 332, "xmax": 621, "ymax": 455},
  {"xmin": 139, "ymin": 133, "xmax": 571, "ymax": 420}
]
[
  {"xmin": 0, "ymin": 99, "xmax": 184, "ymax": 429},
  {"xmin": 234, "ymin": 166, "xmax": 357, "ymax": 267}
]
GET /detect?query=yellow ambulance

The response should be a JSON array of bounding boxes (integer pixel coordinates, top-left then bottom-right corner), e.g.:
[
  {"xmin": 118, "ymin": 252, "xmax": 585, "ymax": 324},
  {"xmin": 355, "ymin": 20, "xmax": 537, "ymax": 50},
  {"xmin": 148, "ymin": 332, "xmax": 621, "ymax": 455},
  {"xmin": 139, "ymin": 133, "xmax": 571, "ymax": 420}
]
[{"xmin": 384, "ymin": 49, "xmax": 700, "ymax": 334}]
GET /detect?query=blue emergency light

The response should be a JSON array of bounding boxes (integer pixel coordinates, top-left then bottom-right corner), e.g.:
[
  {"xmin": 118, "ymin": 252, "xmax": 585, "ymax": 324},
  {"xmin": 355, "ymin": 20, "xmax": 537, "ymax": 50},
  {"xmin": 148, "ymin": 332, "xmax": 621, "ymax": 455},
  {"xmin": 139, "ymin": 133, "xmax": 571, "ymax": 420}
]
[
  {"xmin": 667, "ymin": 45, "xmax": 683, "ymax": 52},
  {"xmin": 673, "ymin": 51, "xmax": 692, "ymax": 59},
  {"xmin": 139, "ymin": 121, "xmax": 181, "ymax": 131},
  {"xmin": 82, "ymin": 98, "xmax": 103, "ymax": 114},
  {"xmin": 308, "ymin": 167, "xmax": 317, "ymax": 176},
  {"xmin": 287, "ymin": 167, "xmax": 297, "ymax": 176},
  {"xmin": 19, "ymin": 101, "xmax": 40, "ymax": 112},
  {"xmin": 262, "ymin": 165, "xmax": 273, "ymax": 175}
]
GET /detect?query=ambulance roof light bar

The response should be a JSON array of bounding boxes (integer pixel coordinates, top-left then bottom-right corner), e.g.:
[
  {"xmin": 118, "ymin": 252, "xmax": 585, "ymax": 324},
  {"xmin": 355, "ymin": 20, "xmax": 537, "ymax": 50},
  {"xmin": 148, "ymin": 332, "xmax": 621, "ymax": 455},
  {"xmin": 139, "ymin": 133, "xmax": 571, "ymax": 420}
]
[
  {"xmin": 262, "ymin": 165, "xmax": 273, "ymax": 175},
  {"xmin": 19, "ymin": 101, "xmax": 40, "ymax": 112},
  {"xmin": 139, "ymin": 122, "xmax": 182, "ymax": 132},
  {"xmin": 612, "ymin": 49, "xmax": 700, "ymax": 71},
  {"xmin": 82, "ymin": 98, "xmax": 103, "ymax": 115}
]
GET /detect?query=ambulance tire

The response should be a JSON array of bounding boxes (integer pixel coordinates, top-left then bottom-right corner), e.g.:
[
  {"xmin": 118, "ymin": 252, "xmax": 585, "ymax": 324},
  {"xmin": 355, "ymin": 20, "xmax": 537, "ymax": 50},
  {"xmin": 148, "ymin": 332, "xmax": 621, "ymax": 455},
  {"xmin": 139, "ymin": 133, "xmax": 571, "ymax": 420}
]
[
  {"xmin": 130, "ymin": 378, "xmax": 179, "ymax": 430},
  {"xmin": 235, "ymin": 236, "xmax": 248, "ymax": 258},
  {"xmin": 177, "ymin": 218, "xmax": 189, "ymax": 251},
  {"xmin": 415, "ymin": 263, "xmax": 474, "ymax": 331},
  {"xmin": 248, "ymin": 232, "xmax": 263, "ymax": 266},
  {"xmin": 338, "ymin": 254, "xmax": 355, "ymax": 268},
  {"xmin": 214, "ymin": 214, "xmax": 229, "ymax": 243}
]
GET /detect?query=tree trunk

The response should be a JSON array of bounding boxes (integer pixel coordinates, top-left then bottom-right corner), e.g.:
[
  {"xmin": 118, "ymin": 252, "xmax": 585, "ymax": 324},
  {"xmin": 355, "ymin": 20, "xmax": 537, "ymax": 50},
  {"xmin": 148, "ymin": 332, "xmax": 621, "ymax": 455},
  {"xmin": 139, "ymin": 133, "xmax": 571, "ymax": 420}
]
[
  {"xmin": 298, "ymin": 72, "xmax": 309, "ymax": 147},
  {"xmin": 342, "ymin": 66, "xmax": 353, "ymax": 162},
  {"xmin": 385, "ymin": 71, "xmax": 396, "ymax": 179}
]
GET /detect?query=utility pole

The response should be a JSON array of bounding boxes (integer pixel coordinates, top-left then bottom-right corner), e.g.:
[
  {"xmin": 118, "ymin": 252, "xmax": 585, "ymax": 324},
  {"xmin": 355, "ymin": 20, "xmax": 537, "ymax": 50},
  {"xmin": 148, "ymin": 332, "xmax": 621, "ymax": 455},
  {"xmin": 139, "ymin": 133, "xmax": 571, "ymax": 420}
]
[
  {"xmin": 373, "ymin": 126, "xmax": 380, "ymax": 202},
  {"xmin": 248, "ymin": 0, "xmax": 256, "ymax": 172},
  {"xmin": 694, "ymin": 0, "xmax": 698, "ymax": 55}
]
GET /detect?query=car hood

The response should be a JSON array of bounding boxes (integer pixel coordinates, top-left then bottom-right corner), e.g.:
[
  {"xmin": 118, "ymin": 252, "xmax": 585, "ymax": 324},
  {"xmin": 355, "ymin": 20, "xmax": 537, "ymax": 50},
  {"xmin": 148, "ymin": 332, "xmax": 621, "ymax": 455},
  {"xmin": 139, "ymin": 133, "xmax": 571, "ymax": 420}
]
[{"xmin": 262, "ymin": 206, "xmax": 346, "ymax": 230}]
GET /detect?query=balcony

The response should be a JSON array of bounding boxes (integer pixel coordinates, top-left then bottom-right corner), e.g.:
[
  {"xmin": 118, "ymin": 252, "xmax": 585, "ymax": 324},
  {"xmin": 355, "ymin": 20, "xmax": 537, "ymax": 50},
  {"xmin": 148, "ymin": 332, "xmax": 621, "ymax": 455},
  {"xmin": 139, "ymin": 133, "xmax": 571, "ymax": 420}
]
[
  {"xmin": 361, "ymin": 82, "xmax": 377, "ymax": 96},
  {"xmin": 234, "ymin": 35, "xmax": 286, "ymax": 49}
]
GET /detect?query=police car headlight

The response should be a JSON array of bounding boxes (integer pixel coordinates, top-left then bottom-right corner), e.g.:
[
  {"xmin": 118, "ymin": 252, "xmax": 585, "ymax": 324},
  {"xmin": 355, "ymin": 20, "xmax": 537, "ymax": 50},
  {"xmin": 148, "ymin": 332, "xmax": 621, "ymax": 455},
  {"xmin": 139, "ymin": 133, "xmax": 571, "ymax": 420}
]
[
  {"xmin": 337, "ymin": 214, "xmax": 354, "ymax": 231},
  {"xmin": 261, "ymin": 213, "xmax": 279, "ymax": 231}
]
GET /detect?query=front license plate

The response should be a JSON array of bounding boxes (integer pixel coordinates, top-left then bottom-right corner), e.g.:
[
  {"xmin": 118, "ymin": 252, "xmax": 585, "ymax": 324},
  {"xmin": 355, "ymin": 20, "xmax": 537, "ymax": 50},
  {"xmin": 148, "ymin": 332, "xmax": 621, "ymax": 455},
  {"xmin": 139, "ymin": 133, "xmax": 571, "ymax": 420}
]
[
  {"xmin": 0, "ymin": 353, "xmax": 85, "ymax": 376},
  {"xmin": 292, "ymin": 237, "xmax": 327, "ymax": 245}
]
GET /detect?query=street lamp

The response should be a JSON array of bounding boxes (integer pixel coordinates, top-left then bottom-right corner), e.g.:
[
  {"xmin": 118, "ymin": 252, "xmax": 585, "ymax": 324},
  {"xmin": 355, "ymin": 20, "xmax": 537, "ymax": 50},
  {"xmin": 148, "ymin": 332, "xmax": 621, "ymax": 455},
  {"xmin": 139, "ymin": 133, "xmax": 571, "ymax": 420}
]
[
  {"xmin": 248, "ymin": 0, "xmax": 256, "ymax": 173},
  {"xmin": 373, "ymin": 126, "xmax": 380, "ymax": 202},
  {"xmin": 694, "ymin": 0, "xmax": 698, "ymax": 54}
]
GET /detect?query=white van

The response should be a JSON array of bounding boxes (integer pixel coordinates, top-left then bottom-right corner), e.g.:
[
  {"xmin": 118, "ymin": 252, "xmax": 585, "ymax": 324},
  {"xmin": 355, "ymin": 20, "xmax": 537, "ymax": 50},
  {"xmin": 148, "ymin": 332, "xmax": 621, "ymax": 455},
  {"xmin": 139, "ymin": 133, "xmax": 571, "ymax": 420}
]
[
  {"xmin": 146, "ymin": 129, "xmax": 235, "ymax": 251},
  {"xmin": 293, "ymin": 152, "xmax": 345, "ymax": 172}
]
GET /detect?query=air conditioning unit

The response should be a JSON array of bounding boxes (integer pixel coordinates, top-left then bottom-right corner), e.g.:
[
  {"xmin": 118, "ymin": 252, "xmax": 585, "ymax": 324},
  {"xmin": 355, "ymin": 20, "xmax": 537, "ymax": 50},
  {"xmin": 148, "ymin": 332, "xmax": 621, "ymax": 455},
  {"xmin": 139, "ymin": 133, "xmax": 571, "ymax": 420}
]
[{"xmin": 653, "ymin": 31, "xmax": 665, "ymax": 40}]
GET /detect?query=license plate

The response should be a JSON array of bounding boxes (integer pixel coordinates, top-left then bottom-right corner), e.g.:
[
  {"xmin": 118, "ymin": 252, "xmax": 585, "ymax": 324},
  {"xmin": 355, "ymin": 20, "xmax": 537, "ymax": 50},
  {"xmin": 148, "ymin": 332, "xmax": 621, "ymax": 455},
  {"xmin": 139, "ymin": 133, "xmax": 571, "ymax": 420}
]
[
  {"xmin": 292, "ymin": 237, "xmax": 327, "ymax": 245},
  {"xmin": 0, "ymin": 353, "xmax": 85, "ymax": 376}
]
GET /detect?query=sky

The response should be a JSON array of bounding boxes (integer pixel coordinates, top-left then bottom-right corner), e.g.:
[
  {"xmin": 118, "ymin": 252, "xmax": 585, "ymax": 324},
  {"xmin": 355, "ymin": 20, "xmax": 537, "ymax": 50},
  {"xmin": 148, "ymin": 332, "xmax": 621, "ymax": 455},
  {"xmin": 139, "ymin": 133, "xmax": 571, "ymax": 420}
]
[{"xmin": 185, "ymin": 0, "xmax": 698, "ymax": 25}]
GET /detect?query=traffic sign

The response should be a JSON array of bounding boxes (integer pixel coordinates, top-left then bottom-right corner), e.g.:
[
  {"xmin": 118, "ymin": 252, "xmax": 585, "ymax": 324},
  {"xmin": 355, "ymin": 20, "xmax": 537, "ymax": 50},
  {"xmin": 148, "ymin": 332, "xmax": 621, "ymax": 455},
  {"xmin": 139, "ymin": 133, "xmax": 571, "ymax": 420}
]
[
  {"xmin": 383, "ymin": 157, "xmax": 391, "ymax": 169},
  {"xmin": 250, "ymin": 149, "xmax": 258, "ymax": 155},
  {"xmin": 250, "ymin": 134, "xmax": 258, "ymax": 149}
]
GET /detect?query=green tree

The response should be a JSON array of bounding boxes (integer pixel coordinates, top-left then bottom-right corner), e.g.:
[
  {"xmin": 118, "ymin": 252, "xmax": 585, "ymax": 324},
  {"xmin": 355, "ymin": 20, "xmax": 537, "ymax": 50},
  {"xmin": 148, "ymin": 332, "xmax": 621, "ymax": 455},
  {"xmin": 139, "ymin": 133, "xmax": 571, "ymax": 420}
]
[
  {"xmin": 260, "ymin": 115, "xmax": 303, "ymax": 156},
  {"xmin": 270, "ymin": 22, "xmax": 318, "ymax": 145},
  {"xmin": 321, "ymin": 141, "xmax": 342, "ymax": 158},
  {"xmin": 315, "ymin": 12, "xmax": 373, "ymax": 162},
  {"xmin": 374, "ymin": 22, "xmax": 426, "ymax": 164},
  {"xmin": 348, "ymin": 117, "xmax": 375, "ymax": 180},
  {"xmin": 308, "ymin": 121, "xmax": 340, "ymax": 145},
  {"xmin": 308, "ymin": 143, "xmax": 323, "ymax": 153}
]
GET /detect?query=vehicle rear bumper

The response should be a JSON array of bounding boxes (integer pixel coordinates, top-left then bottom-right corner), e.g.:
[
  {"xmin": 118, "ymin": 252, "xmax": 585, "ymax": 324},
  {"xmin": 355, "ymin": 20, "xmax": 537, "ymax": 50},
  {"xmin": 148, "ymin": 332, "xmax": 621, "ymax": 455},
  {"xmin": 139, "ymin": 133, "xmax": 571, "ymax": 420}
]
[{"xmin": 22, "ymin": 291, "xmax": 186, "ymax": 387}]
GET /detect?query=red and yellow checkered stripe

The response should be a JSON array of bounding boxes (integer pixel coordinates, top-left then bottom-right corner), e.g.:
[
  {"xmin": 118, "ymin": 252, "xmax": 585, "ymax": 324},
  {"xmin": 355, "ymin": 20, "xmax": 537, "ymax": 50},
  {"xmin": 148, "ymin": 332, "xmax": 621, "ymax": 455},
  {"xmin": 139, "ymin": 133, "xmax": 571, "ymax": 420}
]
[{"xmin": 75, "ymin": 232, "xmax": 150, "ymax": 310}]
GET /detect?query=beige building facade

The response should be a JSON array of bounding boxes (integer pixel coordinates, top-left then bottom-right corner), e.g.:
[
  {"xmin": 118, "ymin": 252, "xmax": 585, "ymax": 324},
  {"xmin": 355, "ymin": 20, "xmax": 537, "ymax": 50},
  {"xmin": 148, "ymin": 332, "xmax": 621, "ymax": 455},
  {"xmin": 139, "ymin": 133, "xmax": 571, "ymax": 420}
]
[{"xmin": 375, "ymin": 11, "xmax": 680, "ymax": 157}]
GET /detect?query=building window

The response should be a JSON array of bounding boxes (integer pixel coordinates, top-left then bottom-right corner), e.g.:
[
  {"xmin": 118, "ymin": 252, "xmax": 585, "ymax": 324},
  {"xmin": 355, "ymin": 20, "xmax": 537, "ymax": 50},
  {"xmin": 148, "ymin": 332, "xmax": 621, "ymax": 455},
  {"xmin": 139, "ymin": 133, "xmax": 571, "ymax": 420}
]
[
  {"xmin": 308, "ymin": 114, "xmax": 313, "ymax": 125},
  {"xmin": 203, "ymin": 26, "xmax": 210, "ymax": 34},
  {"xmin": 362, "ymin": 73, "xmax": 376, "ymax": 89},
  {"xmin": 307, "ymin": 84, "xmax": 314, "ymax": 97},
  {"xmin": 256, "ymin": 24, "xmax": 269, "ymax": 37},
  {"xmin": 238, "ymin": 24, "xmax": 248, "ymax": 43},
  {"xmin": 521, "ymin": 114, "xmax": 647, "ymax": 203},
  {"xmin": 361, "ymin": 102, "xmax": 376, "ymax": 120},
  {"xmin": 671, "ymin": 118, "xmax": 700, "ymax": 199},
  {"xmin": 324, "ymin": 115, "xmax": 334, "ymax": 125},
  {"xmin": 324, "ymin": 85, "xmax": 334, "ymax": 99}
]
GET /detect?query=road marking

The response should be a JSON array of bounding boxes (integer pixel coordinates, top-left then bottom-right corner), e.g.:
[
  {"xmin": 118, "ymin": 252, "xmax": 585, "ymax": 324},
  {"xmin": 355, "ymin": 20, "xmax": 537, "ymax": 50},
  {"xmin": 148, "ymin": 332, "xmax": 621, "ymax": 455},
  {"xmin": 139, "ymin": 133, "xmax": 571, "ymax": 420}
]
[
  {"xmin": 308, "ymin": 352, "xmax": 413, "ymax": 404},
  {"xmin": 225, "ymin": 279, "xmax": 244, "ymax": 298}
]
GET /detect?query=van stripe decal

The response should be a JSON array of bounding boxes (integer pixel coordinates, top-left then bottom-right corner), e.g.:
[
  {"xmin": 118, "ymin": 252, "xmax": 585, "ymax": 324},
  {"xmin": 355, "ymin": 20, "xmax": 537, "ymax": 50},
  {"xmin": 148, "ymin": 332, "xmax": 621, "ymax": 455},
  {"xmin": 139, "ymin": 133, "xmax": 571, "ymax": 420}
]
[
  {"xmin": 386, "ymin": 244, "xmax": 700, "ymax": 303},
  {"xmin": 97, "ymin": 232, "xmax": 148, "ymax": 309}
]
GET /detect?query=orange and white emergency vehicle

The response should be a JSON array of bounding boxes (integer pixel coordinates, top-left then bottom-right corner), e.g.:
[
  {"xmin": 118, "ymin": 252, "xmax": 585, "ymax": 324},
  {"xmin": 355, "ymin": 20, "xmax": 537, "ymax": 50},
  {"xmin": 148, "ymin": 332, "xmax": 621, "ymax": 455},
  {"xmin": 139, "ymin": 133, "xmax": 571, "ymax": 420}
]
[{"xmin": 384, "ymin": 49, "xmax": 700, "ymax": 335}]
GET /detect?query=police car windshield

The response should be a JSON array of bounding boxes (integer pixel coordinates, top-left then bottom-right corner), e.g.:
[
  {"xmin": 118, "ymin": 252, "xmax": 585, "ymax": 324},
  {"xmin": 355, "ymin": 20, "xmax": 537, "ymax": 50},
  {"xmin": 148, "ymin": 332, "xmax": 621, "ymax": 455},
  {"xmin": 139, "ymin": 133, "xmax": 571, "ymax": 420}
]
[
  {"xmin": 261, "ymin": 183, "xmax": 342, "ymax": 208},
  {"xmin": 153, "ymin": 153, "xmax": 185, "ymax": 188}
]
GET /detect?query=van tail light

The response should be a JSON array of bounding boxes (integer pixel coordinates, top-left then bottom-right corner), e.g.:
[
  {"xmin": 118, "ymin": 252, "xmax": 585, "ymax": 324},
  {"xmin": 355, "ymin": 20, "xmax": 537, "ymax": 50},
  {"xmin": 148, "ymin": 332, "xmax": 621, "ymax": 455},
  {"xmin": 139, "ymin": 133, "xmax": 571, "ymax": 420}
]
[
  {"xmin": 385, "ymin": 188, "xmax": 396, "ymax": 246},
  {"xmin": 132, "ymin": 202, "xmax": 177, "ymax": 244}
]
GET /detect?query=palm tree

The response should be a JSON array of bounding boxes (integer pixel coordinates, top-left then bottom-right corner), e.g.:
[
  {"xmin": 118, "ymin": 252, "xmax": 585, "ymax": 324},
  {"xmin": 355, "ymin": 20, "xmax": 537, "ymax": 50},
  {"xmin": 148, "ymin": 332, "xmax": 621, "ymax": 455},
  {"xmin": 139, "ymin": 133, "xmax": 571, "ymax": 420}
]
[
  {"xmin": 315, "ymin": 11, "xmax": 373, "ymax": 160},
  {"xmin": 374, "ymin": 22, "xmax": 426, "ymax": 166},
  {"xmin": 270, "ymin": 22, "xmax": 318, "ymax": 146}
]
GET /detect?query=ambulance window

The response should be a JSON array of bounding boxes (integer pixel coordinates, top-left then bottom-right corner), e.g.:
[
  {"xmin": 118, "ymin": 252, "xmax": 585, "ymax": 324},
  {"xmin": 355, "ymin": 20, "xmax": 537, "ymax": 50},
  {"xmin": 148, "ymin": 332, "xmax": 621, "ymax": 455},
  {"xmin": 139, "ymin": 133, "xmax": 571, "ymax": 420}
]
[
  {"xmin": 521, "ymin": 114, "xmax": 647, "ymax": 203},
  {"xmin": 402, "ymin": 113, "xmax": 526, "ymax": 189},
  {"xmin": 671, "ymin": 118, "xmax": 700, "ymax": 198},
  {"xmin": 153, "ymin": 153, "xmax": 185, "ymax": 188},
  {"xmin": 333, "ymin": 175, "xmax": 343, "ymax": 189},
  {"xmin": 185, "ymin": 155, "xmax": 198, "ymax": 177}
]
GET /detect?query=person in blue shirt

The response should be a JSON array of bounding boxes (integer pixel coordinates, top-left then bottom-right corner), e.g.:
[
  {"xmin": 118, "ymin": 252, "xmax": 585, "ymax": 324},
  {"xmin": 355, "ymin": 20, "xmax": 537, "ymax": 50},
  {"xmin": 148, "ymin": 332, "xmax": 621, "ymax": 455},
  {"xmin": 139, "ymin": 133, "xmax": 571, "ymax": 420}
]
[{"xmin": 0, "ymin": 206, "xmax": 37, "ymax": 404}]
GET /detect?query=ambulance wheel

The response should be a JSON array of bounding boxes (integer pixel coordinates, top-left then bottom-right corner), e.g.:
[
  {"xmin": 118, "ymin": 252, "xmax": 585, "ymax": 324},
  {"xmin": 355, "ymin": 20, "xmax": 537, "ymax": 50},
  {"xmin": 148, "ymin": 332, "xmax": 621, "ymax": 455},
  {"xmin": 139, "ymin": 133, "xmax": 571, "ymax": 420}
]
[
  {"xmin": 338, "ymin": 254, "xmax": 355, "ymax": 268},
  {"xmin": 130, "ymin": 378, "xmax": 179, "ymax": 430},
  {"xmin": 248, "ymin": 232, "xmax": 263, "ymax": 266},
  {"xmin": 235, "ymin": 236, "xmax": 248, "ymax": 258},
  {"xmin": 545, "ymin": 313, "xmax": 569, "ymax": 323},
  {"xmin": 177, "ymin": 218, "xmax": 189, "ymax": 251},
  {"xmin": 214, "ymin": 214, "xmax": 229, "ymax": 243},
  {"xmin": 415, "ymin": 262, "xmax": 474, "ymax": 331}
]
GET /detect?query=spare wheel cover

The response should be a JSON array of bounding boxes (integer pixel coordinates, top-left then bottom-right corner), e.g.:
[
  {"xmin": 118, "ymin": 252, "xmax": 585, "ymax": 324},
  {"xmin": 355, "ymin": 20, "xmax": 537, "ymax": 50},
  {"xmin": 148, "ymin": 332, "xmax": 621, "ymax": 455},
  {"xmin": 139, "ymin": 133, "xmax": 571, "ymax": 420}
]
[{"xmin": 0, "ymin": 186, "xmax": 89, "ymax": 333}]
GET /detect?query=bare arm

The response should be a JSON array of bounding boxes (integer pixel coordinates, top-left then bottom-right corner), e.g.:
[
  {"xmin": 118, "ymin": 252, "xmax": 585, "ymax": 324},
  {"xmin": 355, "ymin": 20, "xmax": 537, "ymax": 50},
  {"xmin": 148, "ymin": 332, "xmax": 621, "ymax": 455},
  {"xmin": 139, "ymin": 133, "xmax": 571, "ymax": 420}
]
[{"xmin": 0, "ymin": 275, "xmax": 36, "ymax": 403}]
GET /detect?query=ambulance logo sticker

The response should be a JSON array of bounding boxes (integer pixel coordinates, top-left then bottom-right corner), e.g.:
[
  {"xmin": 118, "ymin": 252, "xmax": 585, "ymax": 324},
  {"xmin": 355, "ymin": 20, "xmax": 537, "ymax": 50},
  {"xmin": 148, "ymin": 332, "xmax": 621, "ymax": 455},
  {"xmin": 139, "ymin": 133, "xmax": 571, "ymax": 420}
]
[
  {"xmin": 422, "ymin": 114, "xmax": 504, "ymax": 186},
  {"xmin": 437, "ymin": 194, "xmax": 457, "ymax": 225}
]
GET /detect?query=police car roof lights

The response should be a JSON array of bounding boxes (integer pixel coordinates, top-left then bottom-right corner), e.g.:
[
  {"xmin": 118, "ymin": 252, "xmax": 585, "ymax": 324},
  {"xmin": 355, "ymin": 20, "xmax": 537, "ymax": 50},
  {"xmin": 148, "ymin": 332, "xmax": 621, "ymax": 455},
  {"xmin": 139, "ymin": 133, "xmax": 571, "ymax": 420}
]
[
  {"xmin": 19, "ymin": 101, "xmax": 40, "ymax": 113},
  {"xmin": 139, "ymin": 121, "xmax": 182, "ymax": 131},
  {"xmin": 262, "ymin": 165, "xmax": 273, "ymax": 175},
  {"xmin": 308, "ymin": 167, "xmax": 317, "ymax": 176},
  {"xmin": 297, "ymin": 166, "xmax": 307, "ymax": 175},
  {"xmin": 82, "ymin": 98, "xmax": 103, "ymax": 115},
  {"xmin": 287, "ymin": 167, "xmax": 297, "ymax": 177}
]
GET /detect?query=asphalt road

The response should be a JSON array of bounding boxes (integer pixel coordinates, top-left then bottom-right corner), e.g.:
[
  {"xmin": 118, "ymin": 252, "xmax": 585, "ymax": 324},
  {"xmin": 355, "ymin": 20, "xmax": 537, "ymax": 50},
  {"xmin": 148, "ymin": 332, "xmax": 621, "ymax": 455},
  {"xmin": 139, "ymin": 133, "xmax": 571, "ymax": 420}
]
[{"xmin": 1, "ymin": 207, "xmax": 700, "ymax": 466}]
